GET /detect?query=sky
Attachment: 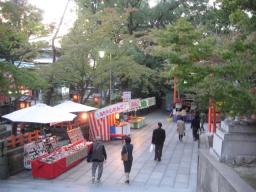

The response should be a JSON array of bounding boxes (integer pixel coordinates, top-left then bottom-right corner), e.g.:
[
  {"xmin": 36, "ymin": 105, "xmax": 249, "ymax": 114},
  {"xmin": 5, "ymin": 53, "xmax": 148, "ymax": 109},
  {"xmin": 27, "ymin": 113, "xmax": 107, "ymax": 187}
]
[
  {"xmin": 28, "ymin": 0, "xmax": 77, "ymax": 37},
  {"xmin": 28, "ymin": 0, "xmax": 216, "ymax": 39},
  {"xmin": 28, "ymin": 0, "xmax": 159, "ymax": 36}
]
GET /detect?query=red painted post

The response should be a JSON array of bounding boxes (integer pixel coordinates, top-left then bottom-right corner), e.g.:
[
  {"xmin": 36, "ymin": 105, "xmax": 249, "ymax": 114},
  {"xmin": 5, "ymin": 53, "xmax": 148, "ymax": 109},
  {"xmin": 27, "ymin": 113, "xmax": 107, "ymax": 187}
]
[
  {"xmin": 208, "ymin": 101, "xmax": 212, "ymax": 133},
  {"xmin": 213, "ymin": 104, "xmax": 217, "ymax": 132}
]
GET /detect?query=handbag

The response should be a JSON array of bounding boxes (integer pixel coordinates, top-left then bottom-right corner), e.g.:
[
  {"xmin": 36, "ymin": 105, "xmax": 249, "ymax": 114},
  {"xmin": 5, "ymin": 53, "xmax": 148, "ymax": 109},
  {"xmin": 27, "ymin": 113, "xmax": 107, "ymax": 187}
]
[
  {"xmin": 149, "ymin": 144, "xmax": 155, "ymax": 153},
  {"xmin": 121, "ymin": 145, "xmax": 128, "ymax": 161}
]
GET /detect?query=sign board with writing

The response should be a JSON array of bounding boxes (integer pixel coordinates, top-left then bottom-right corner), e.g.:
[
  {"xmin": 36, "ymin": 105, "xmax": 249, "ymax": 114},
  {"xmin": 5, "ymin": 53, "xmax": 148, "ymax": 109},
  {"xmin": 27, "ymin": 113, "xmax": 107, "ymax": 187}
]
[
  {"xmin": 67, "ymin": 127, "xmax": 85, "ymax": 143},
  {"xmin": 140, "ymin": 99, "xmax": 149, "ymax": 109},
  {"xmin": 122, "ymin": 91, "xmax": 131, "ymax": 102},
  {"xmin": 147, "ymin": 97, "xmax": 156, "ymax": 106},
  {"xmin": 95, "ymin": 102, "xmax": 129, "ymax": 119},
  {"xmin": 24, "ymin": 141, "xmax": 47, "ymax": 169},
  {"xmin": 128, "ymin": 99, "xmax": 140, "ymax": 111},
  {"xmin": 66, "ymin": 148, "xmax": 87, "ymax": 166}
]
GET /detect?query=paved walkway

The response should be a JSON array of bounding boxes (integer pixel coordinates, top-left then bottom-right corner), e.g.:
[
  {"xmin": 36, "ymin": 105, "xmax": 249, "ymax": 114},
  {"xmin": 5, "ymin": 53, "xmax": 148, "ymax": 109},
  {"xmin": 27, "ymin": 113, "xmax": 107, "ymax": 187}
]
[{"xmin": 0, "ymin": 111, "xmax": 198, "ymax": 192}]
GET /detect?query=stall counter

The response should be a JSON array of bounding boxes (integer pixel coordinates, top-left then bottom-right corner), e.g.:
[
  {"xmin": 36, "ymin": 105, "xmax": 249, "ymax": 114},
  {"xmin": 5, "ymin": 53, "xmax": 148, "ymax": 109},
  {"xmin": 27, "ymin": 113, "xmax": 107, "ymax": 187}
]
[
  {"xmin": 31, "ymin": 141, "xmax": 92, "ymax": 179},
  {"xmin": 129, "ymin": 117, "xmax": 145, "ymax": 129},
  {"xmin": 110, "ymin": 122, "xmax": 130, "ymax": 139}
]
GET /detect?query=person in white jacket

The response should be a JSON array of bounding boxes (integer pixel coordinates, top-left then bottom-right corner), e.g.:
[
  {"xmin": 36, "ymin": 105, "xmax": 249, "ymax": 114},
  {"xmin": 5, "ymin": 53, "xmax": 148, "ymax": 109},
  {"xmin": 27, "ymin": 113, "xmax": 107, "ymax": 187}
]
[{"xmin": 176, "ymin": 116, "xmax": 185, "ymax": 142}]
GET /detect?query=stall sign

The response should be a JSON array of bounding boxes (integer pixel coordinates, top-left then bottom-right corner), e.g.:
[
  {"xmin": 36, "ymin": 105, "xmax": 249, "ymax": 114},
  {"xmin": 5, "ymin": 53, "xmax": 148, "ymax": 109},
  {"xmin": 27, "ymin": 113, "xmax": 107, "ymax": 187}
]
[
  {"xmin": 140, "ymin": 99, "xmax": 149, "ymax": 109},
  {"xmin": 66, "ymin": 147, "xmax": 87, "ymax": 166},
  {"xmin": 147, "ymin": 97, "xmax": 156, "ymax": 106},
  {"xmin": 24, "ymin": 141, "xmax": 47, "ymax": 169},
  {"xmin": 67, "ymin": 127, "xmax": 85, "ymax": 143},
  {"xmin": 122, "ymin": 91, "xmax": 131, "ymax": 102},
  {"xmin": 95, "ymin": 102, "xmax": 129, "ymax": 119},
  {"xmin": 128, "ymin": 99, "xmax": 140, "ymax": 111}
]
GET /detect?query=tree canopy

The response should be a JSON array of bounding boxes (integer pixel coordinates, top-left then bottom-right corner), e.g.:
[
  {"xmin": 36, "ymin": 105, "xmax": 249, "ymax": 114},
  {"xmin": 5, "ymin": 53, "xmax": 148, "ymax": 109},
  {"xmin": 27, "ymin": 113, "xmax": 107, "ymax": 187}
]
[{"xmin": 1, "ymin": 0, "xmax": 256, "ymax": 116}]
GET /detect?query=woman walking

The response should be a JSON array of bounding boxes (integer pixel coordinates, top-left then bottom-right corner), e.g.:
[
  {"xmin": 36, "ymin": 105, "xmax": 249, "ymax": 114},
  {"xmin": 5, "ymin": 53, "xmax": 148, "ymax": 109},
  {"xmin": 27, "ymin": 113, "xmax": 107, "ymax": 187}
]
[
  {"xmin": 176, "ymin": 116, "xmax": 185, "ymax": 142},
  {"xmin": 121, "ymin": 136, "xmax": 133, "ymax": 184}
]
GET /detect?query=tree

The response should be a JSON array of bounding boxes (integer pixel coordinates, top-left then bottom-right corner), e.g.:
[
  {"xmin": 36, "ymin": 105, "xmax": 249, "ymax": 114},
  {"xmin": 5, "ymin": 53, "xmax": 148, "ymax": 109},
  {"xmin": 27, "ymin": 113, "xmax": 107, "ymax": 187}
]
[
  {"xmin": 45, "ymin": 5, "xmax": 156, "ymax": 104},
  {"xmin": 0, "ymin": 0, "xmax": 50, "ymax": 63},
  {"xmin": 0, "ymin": 0, "xmax": 50, "ymax": 100},
  {"xmin": 152, "ymin": 18, "xmax": 256, "ymax": 115}
]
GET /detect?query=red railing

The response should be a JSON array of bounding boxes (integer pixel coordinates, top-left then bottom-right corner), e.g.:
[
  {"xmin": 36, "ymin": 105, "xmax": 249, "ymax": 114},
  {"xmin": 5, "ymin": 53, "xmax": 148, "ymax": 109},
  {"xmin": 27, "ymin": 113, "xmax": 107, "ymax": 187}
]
[{"xmin": 6, "ymin": 130, "xmax": 40, "ymax": 149}]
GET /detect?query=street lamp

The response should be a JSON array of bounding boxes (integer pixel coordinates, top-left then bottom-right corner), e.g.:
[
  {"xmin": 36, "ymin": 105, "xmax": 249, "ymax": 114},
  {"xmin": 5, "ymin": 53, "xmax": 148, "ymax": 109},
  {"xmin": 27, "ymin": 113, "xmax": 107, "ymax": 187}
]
[
  {"xmin": 98, "ymin": 50, "xmax": 112, "ymax": 105},
  {"xmin": 98, "ymin": 51, "xmax": 105, "ymax": 59}
]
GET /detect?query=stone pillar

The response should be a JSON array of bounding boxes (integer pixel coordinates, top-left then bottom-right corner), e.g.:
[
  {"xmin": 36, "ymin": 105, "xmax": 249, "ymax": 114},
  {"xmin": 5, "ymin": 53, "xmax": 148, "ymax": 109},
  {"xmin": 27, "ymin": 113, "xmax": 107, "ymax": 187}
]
[{"xmin": 212, "ymin": 119, "xmax": 256, "ymax": 163}]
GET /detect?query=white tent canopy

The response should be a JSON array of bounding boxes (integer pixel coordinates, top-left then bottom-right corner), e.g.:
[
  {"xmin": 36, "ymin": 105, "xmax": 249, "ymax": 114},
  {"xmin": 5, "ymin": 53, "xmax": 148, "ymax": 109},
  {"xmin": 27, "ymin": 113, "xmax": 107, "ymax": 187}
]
[
  {"xmin": 2, "ymin": 103, "xmax": 76, "ymax": 124},
  {"xmin": 54, "ymin": 100, "xmax": 97, "ymax": 113}
]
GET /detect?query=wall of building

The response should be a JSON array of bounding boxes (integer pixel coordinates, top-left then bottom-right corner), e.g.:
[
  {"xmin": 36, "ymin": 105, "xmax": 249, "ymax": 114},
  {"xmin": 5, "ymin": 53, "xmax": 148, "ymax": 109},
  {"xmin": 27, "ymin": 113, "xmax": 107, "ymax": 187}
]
[{"xmin": 197, "ymin": 150, "xmax": 256, "ymax": 192}]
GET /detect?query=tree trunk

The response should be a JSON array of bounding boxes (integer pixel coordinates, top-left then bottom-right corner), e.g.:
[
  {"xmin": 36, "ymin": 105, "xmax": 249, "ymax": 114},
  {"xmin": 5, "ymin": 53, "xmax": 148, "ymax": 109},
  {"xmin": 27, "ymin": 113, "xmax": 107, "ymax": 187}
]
[
  {"xmin": 45, "ymin": 86, "xmax": 54, "ymax": 105},
  {"xmin": 52, "ymin": 0, "xmax": 70, "ymax": 63},
  {"xmin": 128, "ymin": 12, "xmax": 134, "ymax": 35}
]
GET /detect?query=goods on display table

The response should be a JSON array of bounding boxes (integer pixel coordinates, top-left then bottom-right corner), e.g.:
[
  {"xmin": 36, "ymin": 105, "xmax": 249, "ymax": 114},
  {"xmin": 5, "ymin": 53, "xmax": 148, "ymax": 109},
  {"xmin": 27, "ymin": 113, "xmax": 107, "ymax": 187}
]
[
  {"xmin": 31, "ymin": 127, "xmax": 92, "ymax": 179},
  {"xmin": 129, "ymin": 116, "xmax": 145, "ymax": 129},
  {"xmin": 67, "ymin": 127, "xmax": 84, "ymax": 144},
  {"xmin": 24, "ymin": 136, "xmax": 58, "ymax": 169},
  {"xmin": 110, "ymin": 121, "xmax": 131, "ymax": 139},
  {"xmin": 32, "ymin": 141, "xmax": 92, "ymax": 179}
]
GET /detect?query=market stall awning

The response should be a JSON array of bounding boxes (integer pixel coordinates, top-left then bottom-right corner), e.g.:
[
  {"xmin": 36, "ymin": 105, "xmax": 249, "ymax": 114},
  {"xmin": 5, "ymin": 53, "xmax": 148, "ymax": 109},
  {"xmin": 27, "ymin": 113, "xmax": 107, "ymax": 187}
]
[
  {"xmin": 2, "ymin": 103, "xmax": 76, "ymax": 123},
  {"xmin": 53, "ymin": 101, "xmax": 97, "ymax": 113}
]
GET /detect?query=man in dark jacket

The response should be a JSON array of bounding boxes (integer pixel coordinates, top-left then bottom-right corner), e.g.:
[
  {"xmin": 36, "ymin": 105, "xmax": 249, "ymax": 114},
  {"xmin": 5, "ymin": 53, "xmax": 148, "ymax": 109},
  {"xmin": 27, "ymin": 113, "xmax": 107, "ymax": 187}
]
[
  {"xmin": 91, "ymin": 136, "xmax": 107, "ymax": 183},
  {"xmin": 191, "ymin": 112, "xmax": 200, "ymax": 141},
  {"xmin": 152, "ymin": 122, "xmax": 166, "ymax": 161}
]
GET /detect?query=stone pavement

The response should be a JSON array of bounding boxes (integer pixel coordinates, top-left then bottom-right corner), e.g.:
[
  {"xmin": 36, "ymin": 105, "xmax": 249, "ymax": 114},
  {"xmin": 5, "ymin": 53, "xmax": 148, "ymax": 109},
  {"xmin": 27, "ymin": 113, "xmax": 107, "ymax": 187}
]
[{"xmin": 0, "ymin": 110, "xmax": 198, "ymax": 192}]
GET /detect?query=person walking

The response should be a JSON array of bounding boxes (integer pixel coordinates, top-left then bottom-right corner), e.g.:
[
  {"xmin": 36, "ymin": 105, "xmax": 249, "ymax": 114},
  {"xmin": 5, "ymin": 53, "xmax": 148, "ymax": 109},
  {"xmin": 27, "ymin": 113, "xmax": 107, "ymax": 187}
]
[
  {"xmin": 176, "ymin": 116, "xmax": 185, "ymax": 142},
  {"xmin": 191, "ymin": 112, "xmax": 200, "ymax": 141},
  {"xmin": 152, "ymin": 122, "xmax": 166, "ymax": 161},
  {"xmin": 121, "ymin": 136, "xmax": 133, "ymax": 184},
  {"xmin": 200, "ymin": 112, "xmax": 206, "ymax": 133},
  {"xmin": 91, "ymin": 136, "xmax": 107, "ymax": 183}
]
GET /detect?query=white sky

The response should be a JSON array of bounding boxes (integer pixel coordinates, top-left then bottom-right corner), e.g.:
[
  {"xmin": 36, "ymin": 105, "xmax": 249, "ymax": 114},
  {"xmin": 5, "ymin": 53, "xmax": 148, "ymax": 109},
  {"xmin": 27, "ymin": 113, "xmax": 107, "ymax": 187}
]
[
  {"xmin": 28, "ymin": 0, "xmax": 77, "ymax": 37},
  {"xmin": 28, "ymin": 0, "xmax": 216, "ymax": 38}
]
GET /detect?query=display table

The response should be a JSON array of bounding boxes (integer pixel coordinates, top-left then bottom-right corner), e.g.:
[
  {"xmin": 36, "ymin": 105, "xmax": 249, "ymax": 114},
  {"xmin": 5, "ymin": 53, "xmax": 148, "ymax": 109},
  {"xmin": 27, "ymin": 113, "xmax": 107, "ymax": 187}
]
[
  {"xmin": 110, "ymin": 122, "xmax": 130, "ymax": 140},
  {"xmin": 31, "ymin": 141, "xmax": 92, "ymax": 179},
  {"xmin": 129, "ymin": 117, "xmax": 145, "ymax": 129}
]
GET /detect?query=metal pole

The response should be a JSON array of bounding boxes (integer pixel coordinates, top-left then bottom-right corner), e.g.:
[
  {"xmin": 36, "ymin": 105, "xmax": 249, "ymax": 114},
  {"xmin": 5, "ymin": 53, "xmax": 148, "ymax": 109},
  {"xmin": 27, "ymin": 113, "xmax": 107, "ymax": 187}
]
[{"xmin": 109, "ymin": 53, "xmax": 112, "ymax": 104}]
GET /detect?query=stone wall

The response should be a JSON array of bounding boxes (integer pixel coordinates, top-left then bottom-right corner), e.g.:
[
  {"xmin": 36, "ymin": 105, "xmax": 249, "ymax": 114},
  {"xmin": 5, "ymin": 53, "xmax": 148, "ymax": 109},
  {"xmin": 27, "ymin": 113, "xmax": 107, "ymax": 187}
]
[
  {"xmin": 197, "ymin": 150, "xmax": 256, "ymax": 192},
  {"xmin": 7, "ymin": 146, "xmax": 24, "ymax": 175}
]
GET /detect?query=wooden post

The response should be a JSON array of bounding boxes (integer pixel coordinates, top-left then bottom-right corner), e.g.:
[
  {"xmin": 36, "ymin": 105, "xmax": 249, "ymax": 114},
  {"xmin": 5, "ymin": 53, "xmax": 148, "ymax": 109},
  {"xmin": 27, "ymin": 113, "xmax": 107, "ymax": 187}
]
[
  {"xmin": 19, "ymin": 134, "xmax": 24, "ymax": 145},
  {"xmin": 35, "ymin": 130, "xmax": 39, "ymax": 140},
  {"xmin": 11, "ymin": 135, "xmax": 16, "ymax": 148},
  {"xmin": 28, "ymin": 132, "xmax": 32, "ymax": 142}
]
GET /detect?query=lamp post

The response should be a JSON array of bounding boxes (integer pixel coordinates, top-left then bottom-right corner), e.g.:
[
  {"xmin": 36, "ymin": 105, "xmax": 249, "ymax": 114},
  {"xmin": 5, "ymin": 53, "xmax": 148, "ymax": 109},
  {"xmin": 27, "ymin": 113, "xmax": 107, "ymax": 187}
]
[
  {"xmin": 109, "ymin": 53, "xmax": 112, "ymax": 104},
  {"xmin": 98, "ymin": 51, "xmax": 105, "ymax": 106},
  {"xmin": 98, "ymin": 50, "xmax": 112, "ymax": 105}
]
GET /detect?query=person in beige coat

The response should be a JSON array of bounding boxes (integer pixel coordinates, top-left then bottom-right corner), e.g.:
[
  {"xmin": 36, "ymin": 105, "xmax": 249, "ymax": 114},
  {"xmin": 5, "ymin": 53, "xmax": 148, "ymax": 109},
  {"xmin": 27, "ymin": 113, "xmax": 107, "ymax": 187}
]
[{"xmin": 176, "ymin": 116, "xmax": 185, "ymax": 142}]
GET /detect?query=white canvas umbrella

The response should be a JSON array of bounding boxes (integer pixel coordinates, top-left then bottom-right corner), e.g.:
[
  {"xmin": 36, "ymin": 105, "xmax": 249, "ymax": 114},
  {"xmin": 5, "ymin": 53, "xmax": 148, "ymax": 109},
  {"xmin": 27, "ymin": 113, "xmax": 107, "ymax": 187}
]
[
  {"xmin": 2, "ymin": 103, "xmax": 76, "ymax": 123},
  {"xmin": 54, "ymin": 100, "xmax": 97, "ymax": 113}
]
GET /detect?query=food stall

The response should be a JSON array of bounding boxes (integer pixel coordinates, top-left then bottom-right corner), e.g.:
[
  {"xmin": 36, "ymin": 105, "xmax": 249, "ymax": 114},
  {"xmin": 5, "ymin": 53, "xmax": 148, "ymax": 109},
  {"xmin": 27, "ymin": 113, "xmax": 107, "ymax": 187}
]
[
  {"xmin": 2, "ymin": 103, "xmax": 94, "ymax": 179},
  {"xmin": 88, "ymin": 97, "xmax": 156, "ymax": 140},
  {"xmin": 128, "ymin": 97, "xmax": 155, "ymax": 129},
  {"xmin": 31, "ymin": 127, "xmax": 92, "ymax": 179},
  {"xmin": 53, "ymin": 101, "xmax": 97, "ymax": 140},
  {"xmin": 91, "ymin": 102, "xmax": 131, "ymax": 141}
]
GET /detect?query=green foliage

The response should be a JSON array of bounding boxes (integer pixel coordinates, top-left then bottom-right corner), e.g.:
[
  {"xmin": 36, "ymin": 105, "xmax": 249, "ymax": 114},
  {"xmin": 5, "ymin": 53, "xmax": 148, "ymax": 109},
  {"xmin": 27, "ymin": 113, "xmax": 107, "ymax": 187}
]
[
  {"xmin": 0, "ymin": 0, "xmax": 50, "ymax": 63},
  {"xmin": 0, "ymin": 61, "xmax": 46, "ymax": 97},
  {"xmin": 151, "ymin": 16, "xmax": 256, "ymax": 115}
]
